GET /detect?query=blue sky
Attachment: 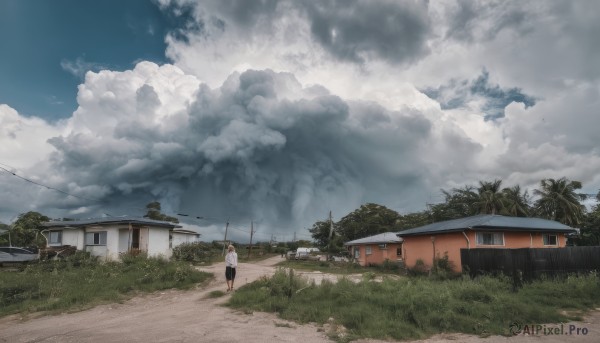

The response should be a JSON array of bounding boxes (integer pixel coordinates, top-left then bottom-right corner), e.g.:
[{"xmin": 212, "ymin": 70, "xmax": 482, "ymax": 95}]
[
  {"xmin": 0, "ymin": 0, "xmax": 175, "ymax": 121},
  {"xmin": 1, "ymin": 0, "xmax": 599, "ymax": 241}
]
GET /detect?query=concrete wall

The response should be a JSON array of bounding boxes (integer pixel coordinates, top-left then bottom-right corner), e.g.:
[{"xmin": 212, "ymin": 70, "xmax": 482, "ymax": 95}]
[
  {"xmin": 403, "ymin": 230, "xmax": 569, "ymax": 272},
  {"xmin": 148, "ymin": 228, "xmax": 171, "ymax": 259},
  {"xmin": 349, "ymin": 243, "xmax": 403, "ymax": 266},
  {"xmin": 172, "ymin": 233, "xmax": 200, "ymax": 247},
  {"xmin": 118, "ymin": 229, "xmax": 130, "ymax": 254},
  {"xmin": 62, "ymin": 230, "xmax": 84, "ymax": 250}
]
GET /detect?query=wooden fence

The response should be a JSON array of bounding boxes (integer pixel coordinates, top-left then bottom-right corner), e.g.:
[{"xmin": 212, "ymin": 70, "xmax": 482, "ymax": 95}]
[{"xmin": 460, "ymin": 246, "xmax": 600, "ymax": 281}]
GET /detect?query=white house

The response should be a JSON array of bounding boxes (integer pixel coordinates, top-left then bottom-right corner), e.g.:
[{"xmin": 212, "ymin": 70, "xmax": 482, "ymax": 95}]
[
  {"xmin": 41, "ymin": 216, "xmax": 181, "ymax": 261},
  {"xmin": 171, "ymin": 229, "xmax": 201, "ymax": 248}
]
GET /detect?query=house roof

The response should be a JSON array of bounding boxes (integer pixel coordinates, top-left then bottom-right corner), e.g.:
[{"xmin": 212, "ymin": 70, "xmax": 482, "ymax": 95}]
[
  {"xmin": 42, "ymin": 216, "xmax": 181, "ymax": 229},
  {"xmin": 172, "ymin": 229, "xmax": 200, "ymax": 235},
  {"xmin": 396, "ymin": 214, "xmax": 576, "ymax": 237},
  {"xmin": 344, "ymin": 232, "xmax": 403, "ymax": 246}
]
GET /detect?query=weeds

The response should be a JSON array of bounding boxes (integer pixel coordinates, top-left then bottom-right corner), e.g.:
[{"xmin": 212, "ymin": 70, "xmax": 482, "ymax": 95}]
[
  {"xmin": 227, "ymin": 269, "xmax": 600, "ymax": 341},
  {"xmin": 0, "ymin": 252, "xmax": 212, "ymax": 317}
]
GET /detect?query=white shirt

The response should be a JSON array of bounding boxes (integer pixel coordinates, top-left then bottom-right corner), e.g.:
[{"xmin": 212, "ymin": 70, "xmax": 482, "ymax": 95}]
[{"xmin": 225, "ymin": 251, "xmax": 238, "ymax": 268}]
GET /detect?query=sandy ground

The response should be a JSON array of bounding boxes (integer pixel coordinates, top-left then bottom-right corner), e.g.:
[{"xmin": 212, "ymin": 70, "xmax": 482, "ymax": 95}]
[{"xmin": 1, "ymin": 256, "xmax": 599, "ymax": 343}]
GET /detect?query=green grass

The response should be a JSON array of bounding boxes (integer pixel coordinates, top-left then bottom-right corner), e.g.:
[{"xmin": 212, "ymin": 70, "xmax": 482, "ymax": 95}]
[
  {"xmin": 276, "ymin": 260, "xmax": 400, "ymax": 276},
  {"xmin": 0, "ymin": 253, "xmax": 213, "ymax": 318},
  {"xmin": 206, "ymin": 290, "xmax": 226, "ymax": 298},
  {"xmin": 227, "ymin": 268, "xmax": 600, "ymax": 342}
]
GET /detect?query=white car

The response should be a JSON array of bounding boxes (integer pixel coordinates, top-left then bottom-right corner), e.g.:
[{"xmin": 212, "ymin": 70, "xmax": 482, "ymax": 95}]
[{"xmin": 0, "ymin": 247, "xmax": 39, "ymax": 265}]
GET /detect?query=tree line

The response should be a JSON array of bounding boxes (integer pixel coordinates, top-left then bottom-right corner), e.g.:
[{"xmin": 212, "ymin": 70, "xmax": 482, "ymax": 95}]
[{"xmin": 310, "ymin": 177, "xmax": 600, "ymax": 252}]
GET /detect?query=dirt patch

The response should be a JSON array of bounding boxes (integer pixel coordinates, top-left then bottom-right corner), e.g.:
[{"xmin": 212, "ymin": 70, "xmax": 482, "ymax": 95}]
[{"xmin": 1, "ymin": 256, "xmax": 599, "ymax": 343}]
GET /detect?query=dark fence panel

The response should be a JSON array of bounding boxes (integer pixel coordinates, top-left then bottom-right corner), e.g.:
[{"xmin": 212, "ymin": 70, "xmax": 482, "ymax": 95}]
[{"xmin": 461, "ymin": 247, "xmax": 600, "ymax": 281}]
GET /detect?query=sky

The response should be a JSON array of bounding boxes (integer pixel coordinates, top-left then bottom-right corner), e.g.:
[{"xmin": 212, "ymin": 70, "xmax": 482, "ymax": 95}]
[{"xmin": 1, "ymin": 0, "xmax": 599, "ymax": 242}]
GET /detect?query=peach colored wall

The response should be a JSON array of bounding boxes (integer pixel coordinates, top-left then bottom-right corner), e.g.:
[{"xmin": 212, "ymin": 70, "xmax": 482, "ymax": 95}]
[
  {"xmin": 349, "ymin": 243, "xmax": 403, "ymax": 266},
  {"xmin": 403, "ymin": 231, "xmax": 569, "ymax": 272}
]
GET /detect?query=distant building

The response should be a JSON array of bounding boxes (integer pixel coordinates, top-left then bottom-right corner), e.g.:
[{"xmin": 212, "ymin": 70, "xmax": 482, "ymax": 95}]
[{"xmin": 344, "ymin": 232, "xmax": 403, "ymax": 266}]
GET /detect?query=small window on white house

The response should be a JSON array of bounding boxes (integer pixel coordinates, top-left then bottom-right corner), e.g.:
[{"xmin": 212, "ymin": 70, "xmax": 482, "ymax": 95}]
[
  {"xmin": 543, "ymin": 234, "xmax": 558, "ymax": 246},
  {"xmin": 476, "ymin": 232, "xmax": 504, "ymax": 246},
  {"xmin": 49, "ymin": 231, "xmax": 62, "ymax": 245},
  {"xmin": 365, "ymin": 246, "xmax": 372, "ymax": 255},
  {"xmin": 85, "ymin": 232, "xmax": 107, "ymax": 246}
]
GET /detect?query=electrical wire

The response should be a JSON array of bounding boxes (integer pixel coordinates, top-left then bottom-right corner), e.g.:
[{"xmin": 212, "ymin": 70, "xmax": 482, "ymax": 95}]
[{"xmin": 0, "ymin": 165, "xmax": 101, "ymax": 202}]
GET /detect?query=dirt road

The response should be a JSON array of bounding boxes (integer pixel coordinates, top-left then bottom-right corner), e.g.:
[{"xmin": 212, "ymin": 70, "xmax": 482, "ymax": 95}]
[{"xmin": 1, "ymin": 256, "xmax": 599, "ymax": 343}]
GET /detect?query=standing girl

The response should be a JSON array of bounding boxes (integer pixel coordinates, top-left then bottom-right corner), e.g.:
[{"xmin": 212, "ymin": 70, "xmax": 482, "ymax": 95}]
[{"xmin": 225, "ymin": 244, "xmax": 238, "ymax": 292}]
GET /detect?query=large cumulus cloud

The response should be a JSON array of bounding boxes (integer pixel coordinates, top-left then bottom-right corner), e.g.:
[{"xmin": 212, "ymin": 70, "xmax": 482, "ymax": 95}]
[{"xmin": 40, "ymin": 62, "xmax": 479, "ymax": 235}]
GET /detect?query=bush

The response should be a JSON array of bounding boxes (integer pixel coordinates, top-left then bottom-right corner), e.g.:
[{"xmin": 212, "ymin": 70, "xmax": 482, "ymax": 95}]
[
  {"xmin": 408, "ymin": 259, "xmax": 428, "ymax": 276},
  {"xmin": 172, "ymin": 242, "xmax": 217, "ymax": 262}
]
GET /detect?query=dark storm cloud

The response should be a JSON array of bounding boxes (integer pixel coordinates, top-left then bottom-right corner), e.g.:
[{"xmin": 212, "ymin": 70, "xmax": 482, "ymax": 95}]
[
  {"xmin": 423, "ymin": 70, "xmax": 536, "ymax": 120},
  {"xmin": 44, "ymin": 65, "xmax": 454, "ymax": 231},
  {"xmin": 161, "ymin": 0, "xmax": 432, "ymax": 65},
  {"xmin": 444, "ymin": 0, "xmax": 533, "ymax": 42},
  {"xmin": 302, "ymin": 0, "xmax": 431, "ymax": 64}
]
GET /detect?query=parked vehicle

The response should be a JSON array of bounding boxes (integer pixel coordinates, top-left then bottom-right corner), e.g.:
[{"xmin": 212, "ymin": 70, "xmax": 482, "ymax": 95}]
[
  {"xmin": 295, "ymin": 247, "xmax": 322, "ymax": 261},
  {"xmin": 285, "ymin": 250, "xmax": 296, "ymax": 260},
  {"xmin": 0, "ymin": 247, "xmax": 39, "ymax": 266}
]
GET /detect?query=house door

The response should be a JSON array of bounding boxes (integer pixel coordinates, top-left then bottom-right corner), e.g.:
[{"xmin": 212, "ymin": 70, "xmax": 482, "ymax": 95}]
[{"xmin": 131, "ymin": 228, "xmax": 140, "ymax": 249}]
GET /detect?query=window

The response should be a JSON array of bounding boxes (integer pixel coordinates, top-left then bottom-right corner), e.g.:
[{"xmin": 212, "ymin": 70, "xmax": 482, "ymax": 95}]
[
  {"xmin": 49, "ymin": 231, "xmax": 62, "ymax": 245},
  {"xmin": 365, "ymin": 246, "xmax": 372, "ymax": 255},
  {"xmin": 378, "ymin": 243, "xmax": 387, "ymax": 249},
  {"xmin": 543, "ymin": 234, "xmax": 558, "ymax": 246},
  {"xmin": 476, "ymin": 232, "xmax": 504, "ymax": 246},
  {"xmin": 397, "ymin": 246, "xmax": 402, "ymax": 258},
  {"xmin": 354, "ymin": 248, "xmax": 360, "ymax": 259},
  {"xmin": 85, "ymin": 232, "xmax": 107, "ymax": 246}
]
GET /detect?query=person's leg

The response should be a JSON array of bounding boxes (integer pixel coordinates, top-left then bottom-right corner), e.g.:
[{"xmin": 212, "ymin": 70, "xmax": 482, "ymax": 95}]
[
  {"xmin": 230, "ymin": 268, "xmax": 236, "ymax": 290},
  {"xmin": 225, "ymin": 267, "xmax": 232, "ymax": 291}
]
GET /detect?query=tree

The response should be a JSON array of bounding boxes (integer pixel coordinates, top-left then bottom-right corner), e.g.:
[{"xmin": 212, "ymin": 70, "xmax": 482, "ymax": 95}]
[
  {"xmin": 336, "ymin": 203, "xmax": 402, "ymax": 241},
  {"xmin": 533, "ymin": 177, "xmax": 585, "ymax": 226},
  {"xmin": 144, "ymin": 201, "xmax": 179, "ymax": 223},
  {"xmin": 396, "ymin": 211, "xmax": 431, "ymax": 230},
  {"xmin": 572, "ymin": 204, "xmax": 600, "ymax": 246},
  {"xmin": 9, "ymin": 211, "xmax": 50, "ymax": 247},
  {"xmin": 475, "ymin": 180, "xmax": 505, "ymax": 215},
  {"xmin": 428, "ymin": 186, "xmax": 479, "ymax": 222},
  {"xmin": 0, "ymin": 222, "xmax": 10, "ymax": 245},
  {"xmin": 309, "ymin": 220, "xmax": 337, "ymax": 248},
  {"xmin": 501, "ymin": 185, "xmax": 530, "ymax": 217}
]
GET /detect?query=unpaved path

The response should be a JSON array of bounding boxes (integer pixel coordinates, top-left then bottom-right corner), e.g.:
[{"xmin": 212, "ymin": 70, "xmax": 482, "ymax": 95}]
[{"xmin": 1, "ymin": 256, "xmax": 599, "ymax": 343}]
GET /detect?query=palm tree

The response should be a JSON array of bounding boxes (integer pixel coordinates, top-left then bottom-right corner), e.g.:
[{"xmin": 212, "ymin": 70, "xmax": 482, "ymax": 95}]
[
  {"xmin": 476, "ymin": 180, "xmax": 505, "ymax": 215},
  {"xmin": 533, "ymin": 177, "xmax": 585, "ymax": 226},
  {"xmin": 501, "ymin": 185, "xmax": 530, "ymax": 217}
]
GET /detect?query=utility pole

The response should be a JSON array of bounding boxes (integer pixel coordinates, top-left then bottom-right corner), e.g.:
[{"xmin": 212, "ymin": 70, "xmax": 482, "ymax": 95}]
[
  {"xmin": 327, "ymin": 210, "xmax": 334, "ymax": 261},
  {"xmin": 221, "ymin": 219, "xmax": 229, "ymax": 256},
  {"xmin": 248, "ymin": 221, "xmax": 254, "ymax": 258},
  {"xmin": 293, "ymin": 231, "xmax": 296, "ymax": 242}
]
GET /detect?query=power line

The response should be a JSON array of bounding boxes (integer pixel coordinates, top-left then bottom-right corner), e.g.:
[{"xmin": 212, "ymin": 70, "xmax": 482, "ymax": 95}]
[{"xmin": 0, "ymin": 165, "xmax": 101, "ymax": 202}]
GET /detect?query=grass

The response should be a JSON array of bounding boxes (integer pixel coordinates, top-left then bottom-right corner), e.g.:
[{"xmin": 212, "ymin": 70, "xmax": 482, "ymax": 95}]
[
  {"xmin": 276, "ymin": 260, "xmax": 400, "ymax": 276},
  {"xmin": 206, "ymin": 290, "xmax": 226, "ymax": 298},
  {"xmin": 227, "ymin": 268, "xmax": 600, "ymax": 342},
  {"xmin": 0, "ymin": 252, "xmax": 212, "ymax": 318}
]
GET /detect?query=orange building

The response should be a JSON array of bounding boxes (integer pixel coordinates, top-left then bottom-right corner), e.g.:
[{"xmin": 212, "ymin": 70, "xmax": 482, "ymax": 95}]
[
  {"xmin": 344, "ymin": 232, "xmax": 403, "ymax": 266},
  {"xmin": 397, "ymin": 215, "xmax": 576, "ymax": 272}
]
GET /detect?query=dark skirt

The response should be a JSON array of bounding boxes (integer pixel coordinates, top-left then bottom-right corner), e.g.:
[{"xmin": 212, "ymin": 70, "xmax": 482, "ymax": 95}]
[{"xmin": 225, "ymin": 266, "xmax": 236, "ymax": 281}]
